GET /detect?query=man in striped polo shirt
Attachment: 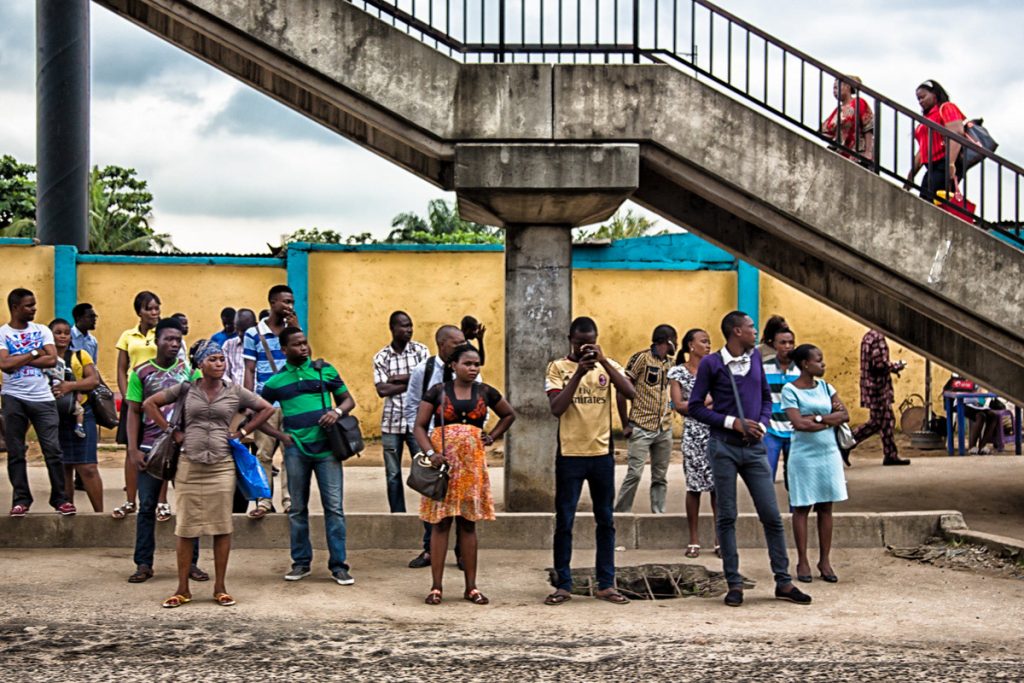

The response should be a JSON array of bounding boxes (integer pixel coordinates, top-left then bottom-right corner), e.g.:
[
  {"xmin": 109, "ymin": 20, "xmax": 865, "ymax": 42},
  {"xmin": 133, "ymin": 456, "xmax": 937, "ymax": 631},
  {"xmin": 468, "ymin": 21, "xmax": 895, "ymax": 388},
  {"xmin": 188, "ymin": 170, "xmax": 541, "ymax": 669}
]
[
  {"xmin": 260, "ymin": 327, "xmax": 357, "ymax": 586},
  {"xmin": 614, "ymin": 325, "xmax": 677, "ymax": 514},
  {"xmin": 762, "ymin": 326, "xmax": 799, "ymax": 482}
]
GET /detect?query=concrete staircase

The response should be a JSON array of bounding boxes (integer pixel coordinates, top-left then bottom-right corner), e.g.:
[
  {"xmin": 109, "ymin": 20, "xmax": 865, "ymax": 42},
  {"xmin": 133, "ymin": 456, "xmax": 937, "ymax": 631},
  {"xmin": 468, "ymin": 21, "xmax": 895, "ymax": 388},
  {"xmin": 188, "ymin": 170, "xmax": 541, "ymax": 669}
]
[{"xmin": 93, "ymin": 0, "xmax": 1024, "ymax": 403}]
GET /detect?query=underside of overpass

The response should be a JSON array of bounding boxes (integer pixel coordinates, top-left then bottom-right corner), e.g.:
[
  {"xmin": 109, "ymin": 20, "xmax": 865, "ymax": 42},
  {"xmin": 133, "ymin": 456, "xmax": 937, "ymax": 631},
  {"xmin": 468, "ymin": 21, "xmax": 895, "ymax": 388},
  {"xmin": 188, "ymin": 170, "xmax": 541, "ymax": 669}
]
[{"xmin": 81, "ymin": 0, "xmax": 1024, "ymax": 510}]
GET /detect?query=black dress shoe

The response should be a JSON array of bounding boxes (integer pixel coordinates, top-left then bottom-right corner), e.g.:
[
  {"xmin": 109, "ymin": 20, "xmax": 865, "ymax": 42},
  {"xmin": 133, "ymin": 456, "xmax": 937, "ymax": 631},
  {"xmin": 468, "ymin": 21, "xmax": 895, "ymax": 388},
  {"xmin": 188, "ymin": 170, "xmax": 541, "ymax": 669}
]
[
  {"xmin": 408, "ymin": 551, "xmax": 431, "ymax": 568},
  {"xmin": 724, "ymin": 588, "xmax": 744, "ymax": 607},
  {"xmin": 819, "ymin": 573, "xmax": 839, "ymax": 583},
  {"xmin": 797, "ymin": 574, "xmax": 813, "ymax": 583},
  {"xmin": 775, "ymin": 584, "xmax": 812, "ymax": 604},
  {"xmin": 882, "ymin": 457, "xmax": 911, "ymax": 466}
]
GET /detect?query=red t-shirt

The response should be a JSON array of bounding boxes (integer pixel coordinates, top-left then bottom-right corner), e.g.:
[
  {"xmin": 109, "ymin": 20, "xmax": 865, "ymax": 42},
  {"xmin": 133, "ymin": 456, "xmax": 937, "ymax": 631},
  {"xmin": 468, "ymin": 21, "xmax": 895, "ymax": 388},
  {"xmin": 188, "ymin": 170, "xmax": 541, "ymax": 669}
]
[{"xmin": 915, "ymin": 102, "xmax": 966, "ymax": 164}]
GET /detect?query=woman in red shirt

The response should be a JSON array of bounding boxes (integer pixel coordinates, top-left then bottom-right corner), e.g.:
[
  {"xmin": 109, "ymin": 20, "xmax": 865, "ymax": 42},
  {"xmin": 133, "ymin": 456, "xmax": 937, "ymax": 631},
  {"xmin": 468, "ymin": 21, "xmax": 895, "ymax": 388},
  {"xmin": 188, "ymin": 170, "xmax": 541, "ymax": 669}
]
[
  {"xmin": 904, "ymin": 80, "xmax": 967, "ymax": 201},
  {"xmin": 821, "ymin": 76, "xmax": 874, "ymax": 165}
]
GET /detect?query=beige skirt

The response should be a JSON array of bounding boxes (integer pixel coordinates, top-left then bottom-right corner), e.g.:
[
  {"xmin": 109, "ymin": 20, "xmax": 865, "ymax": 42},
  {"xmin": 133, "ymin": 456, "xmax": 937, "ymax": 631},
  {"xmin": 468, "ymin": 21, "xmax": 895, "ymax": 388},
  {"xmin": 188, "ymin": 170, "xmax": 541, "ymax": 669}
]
[{"xmin": 174, "ymin": 457, "xmax": 236, "ymax": 537}]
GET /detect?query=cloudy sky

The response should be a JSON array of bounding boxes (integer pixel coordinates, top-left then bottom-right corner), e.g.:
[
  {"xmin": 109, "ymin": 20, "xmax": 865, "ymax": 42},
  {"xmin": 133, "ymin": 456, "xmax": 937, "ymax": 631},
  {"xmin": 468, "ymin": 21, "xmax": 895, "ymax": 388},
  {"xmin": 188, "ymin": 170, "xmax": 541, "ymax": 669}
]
[{"xmin": 1, "ymin": 0, "xmax": 1021, "ymax": 253}]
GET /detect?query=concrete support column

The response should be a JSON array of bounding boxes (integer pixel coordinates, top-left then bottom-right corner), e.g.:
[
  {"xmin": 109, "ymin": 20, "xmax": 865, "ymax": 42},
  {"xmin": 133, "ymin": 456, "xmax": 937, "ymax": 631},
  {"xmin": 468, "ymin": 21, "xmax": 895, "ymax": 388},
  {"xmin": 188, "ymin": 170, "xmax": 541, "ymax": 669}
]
[
  {"xmin": 503, "ymin": 225, "xmax": 572, "ymax": 511},
  {"xmin": 737, "ymin": 260, "xmax": 760, "ymax": 330},
  {"xmin": 455, "ymin": 143, "xmax": 639, "ymax": 512},
  {"xmin": 36, "ymin": 0, "xmax": 90, "ymax": 250}
]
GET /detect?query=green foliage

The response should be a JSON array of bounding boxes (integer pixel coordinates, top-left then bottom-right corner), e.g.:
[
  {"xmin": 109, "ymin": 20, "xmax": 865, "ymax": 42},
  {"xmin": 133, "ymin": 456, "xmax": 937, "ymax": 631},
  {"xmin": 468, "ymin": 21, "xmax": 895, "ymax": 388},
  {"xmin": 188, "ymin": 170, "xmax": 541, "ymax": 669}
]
[
  {"xmin": 0, "ymin": 155, "xmax": 176, "ymax": 252},
  {"xmin": 574, "ymin": 208, "xmax": 665, "ymax": 241},
  {"xmin": 0, "ymin": 155, "xmax": 37, "ymax": 233},
  {"xmin": 386, "ymin": 199, "xmax": 502, "ymax": 245},
  {"xmin": 284, "ymin": 227, "xmax": 345, "ymax": 245}
]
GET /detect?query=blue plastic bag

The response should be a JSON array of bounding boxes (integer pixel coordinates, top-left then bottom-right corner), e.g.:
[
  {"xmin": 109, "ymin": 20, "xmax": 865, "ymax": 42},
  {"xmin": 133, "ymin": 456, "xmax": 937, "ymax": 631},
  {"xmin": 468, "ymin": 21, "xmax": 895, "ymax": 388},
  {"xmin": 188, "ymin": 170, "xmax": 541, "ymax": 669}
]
[{"xmin": 231, "ymin": 438, "xmax": 272, "ymax": 501}]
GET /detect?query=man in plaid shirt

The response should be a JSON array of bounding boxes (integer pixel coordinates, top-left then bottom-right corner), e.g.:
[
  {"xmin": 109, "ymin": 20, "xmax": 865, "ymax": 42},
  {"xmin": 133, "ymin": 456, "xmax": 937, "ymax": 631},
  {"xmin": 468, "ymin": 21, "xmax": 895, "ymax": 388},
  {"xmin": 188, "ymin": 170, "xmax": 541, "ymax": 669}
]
[
  {"xmin": 373, "ymin": 311, "xmax": 429, "ymax": 513},
  {"xmin": 849, "ymin": 329, "xmax": 909, "ymax": 466}
]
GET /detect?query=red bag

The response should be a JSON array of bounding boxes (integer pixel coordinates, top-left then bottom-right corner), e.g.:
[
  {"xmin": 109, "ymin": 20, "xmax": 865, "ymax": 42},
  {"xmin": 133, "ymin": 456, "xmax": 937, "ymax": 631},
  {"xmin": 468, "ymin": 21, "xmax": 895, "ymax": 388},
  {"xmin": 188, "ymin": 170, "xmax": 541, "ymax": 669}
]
[{"xmin": 934, "ymin": 177, "xmax": 976, "ymax": 224}]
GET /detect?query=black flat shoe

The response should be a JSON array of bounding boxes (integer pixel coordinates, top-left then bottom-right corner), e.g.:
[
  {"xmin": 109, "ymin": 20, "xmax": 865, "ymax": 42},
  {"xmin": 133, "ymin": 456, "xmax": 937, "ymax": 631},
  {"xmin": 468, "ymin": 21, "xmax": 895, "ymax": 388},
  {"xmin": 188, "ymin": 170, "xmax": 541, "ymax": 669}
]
[
  {"xmin": 797, "ymin": 574, "xmax": 813, "ymax": 583},
  {"xmin": 724, "ymin": 588, "xmax": 744, "ymax": 607},
  {"xmin": 882, "ymin": 457, "xmax": 911, "ymax": 466},
  {"xmin": 775, "ymin": 584, "xmax": 812, "ymax": 604},
  {"xmin": 408, "ymin": 551, "xmax": 431, "ymax": 569},
  {"xmin": 819, "ymin": 573, "xmax": 838, "ymax": 583}
]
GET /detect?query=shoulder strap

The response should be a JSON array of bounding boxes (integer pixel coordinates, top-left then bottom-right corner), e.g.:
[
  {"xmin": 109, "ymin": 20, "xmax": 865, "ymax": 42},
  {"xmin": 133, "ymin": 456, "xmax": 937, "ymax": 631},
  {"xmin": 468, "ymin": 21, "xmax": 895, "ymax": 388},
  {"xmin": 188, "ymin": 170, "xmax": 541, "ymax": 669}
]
[
  {"xmin": 258, "ymin": 330, "xmax": 279, "ymax": 373},
  {"xmin": 421, "ymin": 357, "xmax": 436, "ymax": 399}
]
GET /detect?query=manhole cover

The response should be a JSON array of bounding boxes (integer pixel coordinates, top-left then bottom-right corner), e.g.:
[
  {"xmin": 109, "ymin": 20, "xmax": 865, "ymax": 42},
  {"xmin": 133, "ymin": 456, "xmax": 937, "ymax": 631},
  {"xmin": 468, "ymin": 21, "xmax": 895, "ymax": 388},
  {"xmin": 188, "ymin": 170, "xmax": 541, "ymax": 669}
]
[{"xmin": 546, "ymin": 563, "xmax": 756, "ymax": 600}]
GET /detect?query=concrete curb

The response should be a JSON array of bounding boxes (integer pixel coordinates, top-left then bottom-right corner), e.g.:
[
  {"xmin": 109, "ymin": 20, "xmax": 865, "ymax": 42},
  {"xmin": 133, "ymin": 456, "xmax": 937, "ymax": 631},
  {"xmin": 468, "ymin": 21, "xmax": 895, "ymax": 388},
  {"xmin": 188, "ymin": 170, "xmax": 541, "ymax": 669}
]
[
  {"xmin": 940, "ymin": 512, "xmax": 1024, "ymax": 560},
  {"xmin": 0, "ymin": 511, "xmax": 960, "ymax": 551}
]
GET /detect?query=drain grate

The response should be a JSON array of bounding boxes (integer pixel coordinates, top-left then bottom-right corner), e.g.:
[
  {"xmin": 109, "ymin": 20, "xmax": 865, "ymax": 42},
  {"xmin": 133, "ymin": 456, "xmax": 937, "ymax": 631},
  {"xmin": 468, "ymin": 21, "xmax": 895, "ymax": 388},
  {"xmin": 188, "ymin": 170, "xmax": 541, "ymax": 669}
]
[{"xmin": 547, "ymin": 563, "xmax": 756, "ymax": 600}]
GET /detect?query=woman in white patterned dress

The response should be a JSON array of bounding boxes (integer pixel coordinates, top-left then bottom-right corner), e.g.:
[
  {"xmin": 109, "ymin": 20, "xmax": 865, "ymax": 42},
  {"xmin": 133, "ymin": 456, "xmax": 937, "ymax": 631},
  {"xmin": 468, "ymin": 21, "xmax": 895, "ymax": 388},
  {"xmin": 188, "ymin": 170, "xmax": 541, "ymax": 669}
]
[{"xmin": 668, "ymin": 328, "xmax": 718, "ymax": 559}]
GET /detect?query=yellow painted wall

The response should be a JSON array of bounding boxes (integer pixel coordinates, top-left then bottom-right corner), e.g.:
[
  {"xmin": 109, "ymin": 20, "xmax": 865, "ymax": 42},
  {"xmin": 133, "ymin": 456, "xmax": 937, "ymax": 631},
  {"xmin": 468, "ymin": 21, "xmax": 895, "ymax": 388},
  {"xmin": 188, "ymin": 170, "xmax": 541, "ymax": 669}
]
[
  {"xmin": 307, "ymin": 251, "xmax": 506, "ymax": 436},
  {"xmin": 77, "ymin": 263, "xmax": 286, "ymax": 383},
  {"xmin": 0, "ymin": 245, "xmax": 55, "ymax": 323},
  {"xmin": 760, "ymin": 276, "xmax": 947, "ymax": 425}
]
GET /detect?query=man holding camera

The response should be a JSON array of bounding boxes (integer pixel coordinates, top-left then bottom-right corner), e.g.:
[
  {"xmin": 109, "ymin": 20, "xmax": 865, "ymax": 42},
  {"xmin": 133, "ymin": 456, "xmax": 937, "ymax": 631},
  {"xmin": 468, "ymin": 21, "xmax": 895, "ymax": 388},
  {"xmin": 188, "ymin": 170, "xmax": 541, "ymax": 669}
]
[
  {"xmin": 544, "ymin": 316, "xmax": 635, "ymax": 606},
  {"xmin": 260, "ymin": 327, "xmax": 356, "ymax": 586},
  {"xmin": 688, "ymin": 311, "xmax": 811, "ymax": 608}
]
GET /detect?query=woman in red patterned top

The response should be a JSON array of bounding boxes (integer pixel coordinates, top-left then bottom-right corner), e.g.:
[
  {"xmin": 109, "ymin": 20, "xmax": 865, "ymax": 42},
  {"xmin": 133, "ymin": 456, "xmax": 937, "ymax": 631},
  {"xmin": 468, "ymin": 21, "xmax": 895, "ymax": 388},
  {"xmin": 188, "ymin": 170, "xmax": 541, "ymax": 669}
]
[
  {"xmin": 821, "ymin": 76, "xmax": 874, "ymax": 164},
  {"xmin": 413, "ymin": 344, "xmax": 515, "ymax": 606},
  {"xmin": 904, "ymin": 80, "xmax": 967, "ymax": 201}
]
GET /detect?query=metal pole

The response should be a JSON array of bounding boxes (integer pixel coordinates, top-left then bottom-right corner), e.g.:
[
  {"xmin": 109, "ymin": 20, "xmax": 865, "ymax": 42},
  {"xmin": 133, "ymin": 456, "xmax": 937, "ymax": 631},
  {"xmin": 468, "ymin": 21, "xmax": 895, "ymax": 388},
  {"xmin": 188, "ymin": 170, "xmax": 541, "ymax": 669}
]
[{"xmin": 36, "ymin": 0, "xmax": 90, "ymax": 251}]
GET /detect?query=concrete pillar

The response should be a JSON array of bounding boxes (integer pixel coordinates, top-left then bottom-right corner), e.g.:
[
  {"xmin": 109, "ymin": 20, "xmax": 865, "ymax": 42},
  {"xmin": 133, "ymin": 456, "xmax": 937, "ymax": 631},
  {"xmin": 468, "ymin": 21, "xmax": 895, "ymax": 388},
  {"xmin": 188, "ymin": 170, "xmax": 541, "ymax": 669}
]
[
  {"xmin": 36, "ymin": 0, "xmax": 90, "ymax": 251},
  {"xmin": 502, "ymin": 225, "xmax": 572, "ymax": 511},
  {"xmin": 454, "ymin": 143, "xmax": 639, "ymax": 511}
]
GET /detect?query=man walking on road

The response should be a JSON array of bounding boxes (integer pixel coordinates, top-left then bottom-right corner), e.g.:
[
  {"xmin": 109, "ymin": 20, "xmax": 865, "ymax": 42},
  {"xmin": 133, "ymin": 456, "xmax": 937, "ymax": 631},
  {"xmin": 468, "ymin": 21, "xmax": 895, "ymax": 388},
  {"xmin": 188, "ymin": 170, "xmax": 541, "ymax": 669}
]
[
  {"xmin": 688, "ymin": 310, "xmax": 811, "ymax": 608},
  {"xmin": 614, "ymin": 324, "xmax": 677, "ymax": 514},
  {"xmin": 849, "ymin": 329, "xmax": 909, "ymax": 466}
]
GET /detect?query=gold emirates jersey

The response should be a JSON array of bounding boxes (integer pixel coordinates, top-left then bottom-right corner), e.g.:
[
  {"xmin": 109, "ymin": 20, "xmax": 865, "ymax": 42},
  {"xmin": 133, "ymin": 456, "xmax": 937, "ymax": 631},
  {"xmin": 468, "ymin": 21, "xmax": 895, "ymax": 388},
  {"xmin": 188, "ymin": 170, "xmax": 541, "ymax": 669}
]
[{"xmin": 545, "ymin": 357, "xmax": 623, "ymax": 456}]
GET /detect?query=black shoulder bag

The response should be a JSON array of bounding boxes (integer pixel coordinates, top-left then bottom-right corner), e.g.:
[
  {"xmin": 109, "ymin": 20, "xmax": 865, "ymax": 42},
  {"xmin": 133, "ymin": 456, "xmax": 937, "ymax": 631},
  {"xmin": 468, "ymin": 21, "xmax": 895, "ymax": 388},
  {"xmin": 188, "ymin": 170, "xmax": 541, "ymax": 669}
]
[
  {"xmin": 407, "ymin": 383, "xmax": 450, "ymax": 501},
  {"xmin": 313, "ymin": 359, "xmax": 363, "ymax": 461}
]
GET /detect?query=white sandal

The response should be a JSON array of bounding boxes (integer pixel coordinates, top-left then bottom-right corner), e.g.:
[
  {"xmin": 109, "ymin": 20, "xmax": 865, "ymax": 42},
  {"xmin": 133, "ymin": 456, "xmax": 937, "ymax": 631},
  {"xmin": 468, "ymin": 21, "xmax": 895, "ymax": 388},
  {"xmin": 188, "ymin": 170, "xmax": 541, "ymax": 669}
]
[
  {"xmin": 111, "ymin": 501, "xmax": 137, "ymax": 519},
  {"xmin": 685, "ymin": 544, "xmax": 701, "ymax": 558},
  {"xmin": 156, "ymin": 502, "xmax": 172, "ymax": 522}
]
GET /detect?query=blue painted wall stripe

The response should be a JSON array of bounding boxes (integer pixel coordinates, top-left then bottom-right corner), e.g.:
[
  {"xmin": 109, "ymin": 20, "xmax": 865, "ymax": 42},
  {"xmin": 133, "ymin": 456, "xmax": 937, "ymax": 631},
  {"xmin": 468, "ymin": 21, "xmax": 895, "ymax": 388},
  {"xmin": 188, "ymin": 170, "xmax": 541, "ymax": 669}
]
[
  {"xmin": 76, "ymin": 254, "xmax": 284, "ymax": 267},
  {"xmin": 736, "ymin": 260, "xmax": 760, "ymax": 330},
  {"xmin": 287, "ymin": 245, "xmax": 310, "ymax": 332},
  {"xmin": 0, "ymin": 237, "xmax": 36, "ymax": 246},
  {"xmin": 54, "ymin": 245, "xmax": 78, "ymax": 321}
]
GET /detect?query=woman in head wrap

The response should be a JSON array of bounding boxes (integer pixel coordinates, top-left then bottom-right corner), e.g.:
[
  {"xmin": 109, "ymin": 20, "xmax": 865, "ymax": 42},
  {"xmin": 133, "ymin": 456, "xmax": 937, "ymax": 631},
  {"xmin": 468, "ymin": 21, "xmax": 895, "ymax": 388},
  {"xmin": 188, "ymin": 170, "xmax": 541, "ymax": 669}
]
[
  {"xmin": 821, "ymin": 75, "xmax": 874, "ymax": 165},
  {"xmin": 143, "ymin": 338, "xmax": 275, "ymax": 608}
]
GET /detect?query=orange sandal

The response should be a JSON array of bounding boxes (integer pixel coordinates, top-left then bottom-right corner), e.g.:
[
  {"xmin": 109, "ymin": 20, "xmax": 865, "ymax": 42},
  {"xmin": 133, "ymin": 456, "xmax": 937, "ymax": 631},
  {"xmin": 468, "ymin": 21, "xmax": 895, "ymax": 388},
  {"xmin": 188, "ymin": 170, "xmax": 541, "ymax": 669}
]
[
  {"xmin": 214, "ymin": 593, "xmax": 236, "ymax": 606},
  {"xmin": 161, "ymin": 594, "xmax": 192, "ymax": 609}
]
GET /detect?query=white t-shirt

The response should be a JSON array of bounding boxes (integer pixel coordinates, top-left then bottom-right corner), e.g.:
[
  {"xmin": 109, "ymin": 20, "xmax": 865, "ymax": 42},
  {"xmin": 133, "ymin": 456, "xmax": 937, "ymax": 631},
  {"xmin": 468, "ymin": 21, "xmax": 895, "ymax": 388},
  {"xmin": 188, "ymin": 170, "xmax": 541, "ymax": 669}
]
[{"xmin": 0, "ymin": 322, "xmax": 56, "ymax": 402}]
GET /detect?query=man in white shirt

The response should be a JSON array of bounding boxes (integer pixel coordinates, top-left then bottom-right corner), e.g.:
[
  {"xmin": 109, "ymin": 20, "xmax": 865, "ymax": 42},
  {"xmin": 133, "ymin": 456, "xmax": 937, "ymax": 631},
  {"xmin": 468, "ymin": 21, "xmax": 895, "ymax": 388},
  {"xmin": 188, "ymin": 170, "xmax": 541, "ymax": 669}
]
[{"xmin": 0, "ymin": 288, "xmax": 75, "ymax": 517}]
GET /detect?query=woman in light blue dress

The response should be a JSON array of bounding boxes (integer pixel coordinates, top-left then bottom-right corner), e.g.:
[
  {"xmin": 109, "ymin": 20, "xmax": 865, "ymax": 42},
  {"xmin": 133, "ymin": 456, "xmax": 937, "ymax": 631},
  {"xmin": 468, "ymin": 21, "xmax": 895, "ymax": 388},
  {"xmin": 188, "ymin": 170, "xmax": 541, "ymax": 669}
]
[{"xmin": 781, "ymin": 344, "xmax": 850, "ymax": 584}]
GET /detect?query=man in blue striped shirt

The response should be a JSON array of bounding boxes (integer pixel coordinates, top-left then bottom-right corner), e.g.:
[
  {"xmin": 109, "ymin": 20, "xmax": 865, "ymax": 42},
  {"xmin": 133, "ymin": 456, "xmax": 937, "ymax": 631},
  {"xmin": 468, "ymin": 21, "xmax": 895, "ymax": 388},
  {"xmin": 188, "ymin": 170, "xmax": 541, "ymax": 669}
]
[
  {"xmin": 243, "ymin": 284, "xmax": 299, "ymax": 517},
  {"xmin": 762, "ymin": 326, "xmax": 798, "ymax": 482}
]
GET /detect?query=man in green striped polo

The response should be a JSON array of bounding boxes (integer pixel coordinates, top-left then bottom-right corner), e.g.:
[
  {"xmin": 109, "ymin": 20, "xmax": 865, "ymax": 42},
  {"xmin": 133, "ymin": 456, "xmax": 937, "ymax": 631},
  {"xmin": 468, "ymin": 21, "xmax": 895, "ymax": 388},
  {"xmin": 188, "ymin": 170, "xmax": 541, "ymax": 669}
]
[{"xmin": 260, "ymin": 327, "xmax": 357, "ymax": 585}]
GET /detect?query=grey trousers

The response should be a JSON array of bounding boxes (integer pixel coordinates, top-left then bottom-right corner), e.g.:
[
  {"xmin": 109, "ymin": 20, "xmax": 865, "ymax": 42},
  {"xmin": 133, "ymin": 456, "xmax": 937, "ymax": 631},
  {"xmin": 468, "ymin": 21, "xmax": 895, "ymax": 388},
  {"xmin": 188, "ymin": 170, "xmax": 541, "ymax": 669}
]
[
  {"xmin": 614, "ymin": 425, "xmax": 673, "ymax": 513},
  {"xmin": 709, "ymin": 437, "xmax": 792, "ymax": 588}
]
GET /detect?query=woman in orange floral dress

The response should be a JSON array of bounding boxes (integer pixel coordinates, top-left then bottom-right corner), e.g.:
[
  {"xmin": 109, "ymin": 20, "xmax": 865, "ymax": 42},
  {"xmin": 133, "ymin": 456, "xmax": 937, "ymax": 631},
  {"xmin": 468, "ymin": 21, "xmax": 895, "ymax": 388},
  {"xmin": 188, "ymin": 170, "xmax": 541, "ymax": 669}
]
[{"xmin": 413, "ymin": 344, "xmax": 515, "ymax": 606}]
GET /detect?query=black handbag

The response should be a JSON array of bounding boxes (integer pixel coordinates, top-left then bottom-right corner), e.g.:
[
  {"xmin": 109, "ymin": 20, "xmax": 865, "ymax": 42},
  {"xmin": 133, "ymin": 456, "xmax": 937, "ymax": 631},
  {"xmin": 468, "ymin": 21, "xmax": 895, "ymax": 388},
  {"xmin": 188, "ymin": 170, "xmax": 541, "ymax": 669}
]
[
  {"xmin": 962, "ymin": 118, "xmax": 998, "ymax": 171},
  {"xmin": 89, "ymin": 379, "xmax": 120, "ymax": 429},
  {"xmin": 144, "ymin": 381, "xmax": 190, "ymax": 481},
  {"xmin": 406, "ymin": 386, "xmax": 450, "ymax": 501},
  {"xmin": 313, "ymin": 360, "xmax": 363, "ymax": 461}
]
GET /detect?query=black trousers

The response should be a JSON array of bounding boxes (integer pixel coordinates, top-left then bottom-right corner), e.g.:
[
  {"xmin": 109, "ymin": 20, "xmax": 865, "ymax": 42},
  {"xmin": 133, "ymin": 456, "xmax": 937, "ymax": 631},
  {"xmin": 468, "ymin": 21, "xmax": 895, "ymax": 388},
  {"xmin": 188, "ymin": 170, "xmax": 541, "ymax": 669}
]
[
  {"xmin": 3, "ymin": 395, "xmax": 67, "ymax": 509},
  {"xmin": 921, "ymin": 157, "xmax": 965, "ymax": 203}
]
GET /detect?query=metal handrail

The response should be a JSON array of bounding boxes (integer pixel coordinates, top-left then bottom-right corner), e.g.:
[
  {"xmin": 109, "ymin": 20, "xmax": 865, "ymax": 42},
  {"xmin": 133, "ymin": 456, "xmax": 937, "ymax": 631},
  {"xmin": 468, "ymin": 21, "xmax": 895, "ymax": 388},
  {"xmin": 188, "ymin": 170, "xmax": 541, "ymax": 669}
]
[{"xmin": 350, "ymin": 0, "xmax": 1023, "ymax": 245}]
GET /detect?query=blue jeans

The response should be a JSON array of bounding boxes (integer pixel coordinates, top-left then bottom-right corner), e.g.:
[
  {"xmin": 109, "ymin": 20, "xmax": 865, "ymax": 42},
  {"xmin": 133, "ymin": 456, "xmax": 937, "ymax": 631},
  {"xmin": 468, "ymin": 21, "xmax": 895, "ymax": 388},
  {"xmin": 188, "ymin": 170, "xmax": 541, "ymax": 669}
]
[
  {"xmin": 284, "ymin": 445, "xmax": 348, "ymax": 572},
  {"xmin": 764, "ymin": 432, "xmax": 791, "ymax": 483},
  {"xmin": 709, "ymin": 437, "xmax": 791, "ymax": 589},
  {"xmin": 552, "ymin": 454, "xmax": 616, "ymax": 591},
  {"xmin": 381, "ymin": 431, "xmax": 417, "ymax": 513},
  {"xmin": 134, "ymin": 469, "xmax": 198, "ymax": 569}
]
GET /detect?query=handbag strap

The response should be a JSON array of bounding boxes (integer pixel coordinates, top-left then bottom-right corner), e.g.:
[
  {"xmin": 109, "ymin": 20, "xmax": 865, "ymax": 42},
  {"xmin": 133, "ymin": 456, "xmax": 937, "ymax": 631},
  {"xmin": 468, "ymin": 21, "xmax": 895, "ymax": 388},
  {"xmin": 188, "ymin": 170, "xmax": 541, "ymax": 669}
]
[
  {"xmin": 257, "ymin": 323, "xmax": 279, "ymax": 373},
  {"xmin": 720, "ymin": 351, "xmax": 747, "ymax": 424},
  {"xmin": 174, "ymin": 381, "xmax": 191, "ymax": 430},
  {"xmin": 439, "ymin": 381, "xmax": 447, "ymax": 460}
]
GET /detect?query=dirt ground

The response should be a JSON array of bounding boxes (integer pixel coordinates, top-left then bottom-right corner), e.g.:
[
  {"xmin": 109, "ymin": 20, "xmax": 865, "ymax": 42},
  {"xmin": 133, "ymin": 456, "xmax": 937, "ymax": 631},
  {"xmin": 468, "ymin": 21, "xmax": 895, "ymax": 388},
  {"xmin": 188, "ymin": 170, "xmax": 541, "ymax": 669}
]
[{"xmin": 1, "ymin": 547, "xmax": 1023, "ymax": 681}]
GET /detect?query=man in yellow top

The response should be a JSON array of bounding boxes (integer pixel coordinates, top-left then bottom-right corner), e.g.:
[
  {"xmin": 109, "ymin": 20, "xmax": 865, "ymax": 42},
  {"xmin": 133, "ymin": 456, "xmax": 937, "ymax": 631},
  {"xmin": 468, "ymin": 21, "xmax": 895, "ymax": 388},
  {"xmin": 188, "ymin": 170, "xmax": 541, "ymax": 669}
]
[
  {"xmin": 614, "ymin": 324, "xmax": 677, "ymax": 514},
  {"xmin": 543, "ymin": 316, "xmax": 635, "ymax": 606}
]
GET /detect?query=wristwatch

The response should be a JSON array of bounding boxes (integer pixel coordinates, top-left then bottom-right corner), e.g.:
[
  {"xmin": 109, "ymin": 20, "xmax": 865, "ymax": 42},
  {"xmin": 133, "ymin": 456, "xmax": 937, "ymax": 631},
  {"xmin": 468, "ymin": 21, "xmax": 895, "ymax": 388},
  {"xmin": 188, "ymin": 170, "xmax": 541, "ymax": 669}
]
[
  {"xmin": 814, "ymin": 415, "xmax": 823, "ymax": 424},
  {"xmin": 334, "ymin": 406, "xmax": 345, "ymax": 416},
  {"xmin": 239, "ymin": 427, "xmax": 249, "ymax": 438},
  {"xmin": 30, "ymin": 349, "xmax": 39, "ymax": 358}
]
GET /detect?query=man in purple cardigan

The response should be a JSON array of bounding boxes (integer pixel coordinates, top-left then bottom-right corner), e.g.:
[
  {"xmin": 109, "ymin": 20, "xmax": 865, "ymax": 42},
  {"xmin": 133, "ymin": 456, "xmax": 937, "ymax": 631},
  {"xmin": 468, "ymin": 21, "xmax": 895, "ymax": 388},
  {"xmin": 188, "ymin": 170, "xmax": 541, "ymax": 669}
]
[{"xmin": 688, "ymin": 311, "xmax": 811, "ymax": 607}]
